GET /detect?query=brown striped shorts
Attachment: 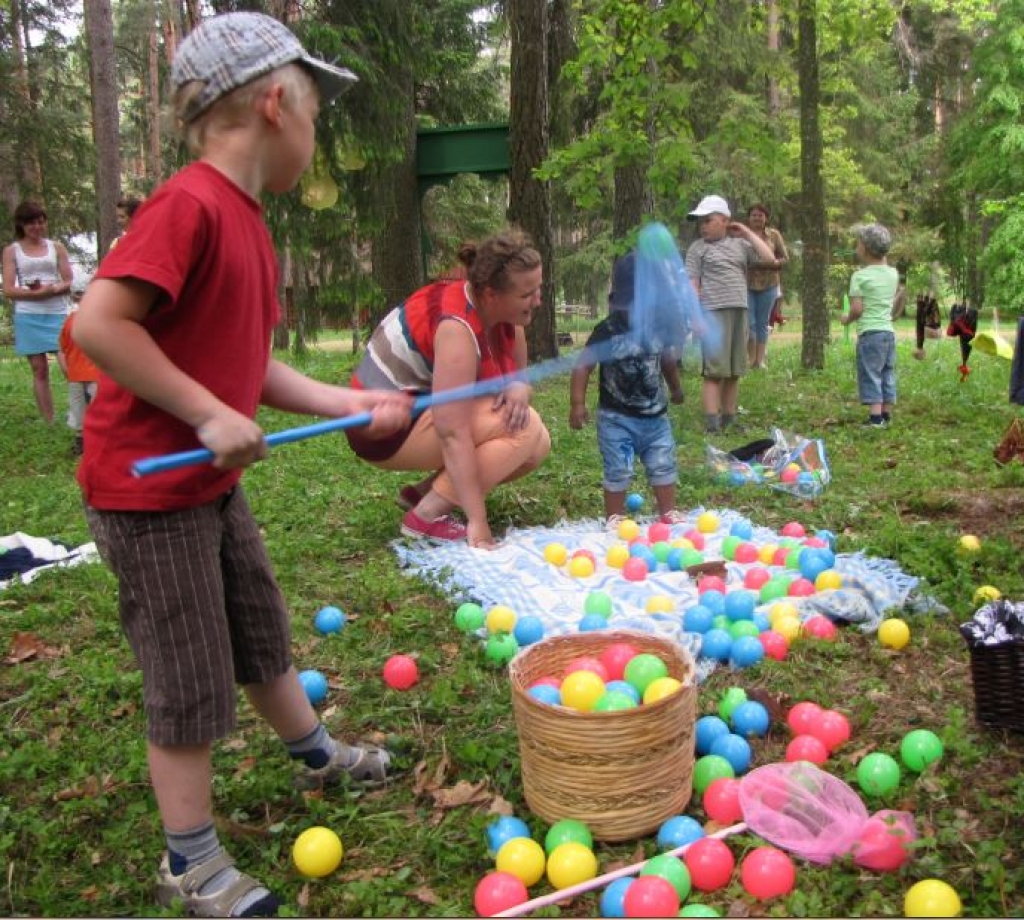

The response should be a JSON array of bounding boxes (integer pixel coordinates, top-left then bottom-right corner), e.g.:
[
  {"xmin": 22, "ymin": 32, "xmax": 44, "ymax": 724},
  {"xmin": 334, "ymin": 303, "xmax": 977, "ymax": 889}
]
[{"xmin": 85, "ymin": 486, "xmax": 291, "ymax": 746}]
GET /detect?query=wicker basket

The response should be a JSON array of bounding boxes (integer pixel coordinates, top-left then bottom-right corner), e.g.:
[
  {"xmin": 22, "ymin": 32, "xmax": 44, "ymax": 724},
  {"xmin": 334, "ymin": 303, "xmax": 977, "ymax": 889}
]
[
  {"xmin": 508, "ymin": 630, "xmax": 697, "ymax": 842},
  {"xmin": 968, "ymin": 641, "xmax": 1024, "ymax": 732}
]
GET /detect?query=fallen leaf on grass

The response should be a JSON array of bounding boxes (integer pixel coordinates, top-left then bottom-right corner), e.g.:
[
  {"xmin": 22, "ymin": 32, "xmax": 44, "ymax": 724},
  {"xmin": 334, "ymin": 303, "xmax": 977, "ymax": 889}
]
[
  {"xmin": 728, "ymin": 898, "xmax": 753, "ymax": 916},
  {"xmin": 4, "ymin": 631, "xmax": 63, "ymax": 664},
  {"xmin": 233, "ymin": 756, "xmax": 257, "ymax": 780},
  {"xmin": 296, "ymin": 883, "xmax": 310, "ymax": 910},
  {"xmin": 337, "ymin": 866, "xmax": 393, "ymax": 882},
  {"xmin": 487, "ymin": 794, "xmax": 515, "ymax": 816},
  {"xmin": 409, "ymin": 885, "xmax": 442, "ymax": 905},
  {"xmin": 412, "ymin": 750, "xmax": 452, "ymax": 797},
  {"xmin": 53, "ymin": 773, "xmax": 118, "ymax": 801},
  {"xmin": 79, "ymin": 885, "xmax": 101, "ymax": 902},
  {"xmin": 431, "ymin": 779, "xmax": 491, "ymax": 809}
]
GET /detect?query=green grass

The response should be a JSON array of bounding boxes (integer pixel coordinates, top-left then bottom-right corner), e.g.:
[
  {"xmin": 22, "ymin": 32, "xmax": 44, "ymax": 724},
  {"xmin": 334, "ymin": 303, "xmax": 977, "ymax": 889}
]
[{"xmin": 1, "ymin": 325, "xmax": 1023, "ymax": 918}]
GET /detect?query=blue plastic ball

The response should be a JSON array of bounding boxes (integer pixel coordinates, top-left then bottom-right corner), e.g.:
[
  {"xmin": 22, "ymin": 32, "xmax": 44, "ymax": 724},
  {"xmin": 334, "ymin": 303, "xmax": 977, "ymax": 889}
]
[
  {"xmin": 730, "ymin": 519, "xmax": 754, "ymax": 540},
  {"xmin": 514, "ymin": 615, "xmax": 546, "ymax": 647},
  {"xmin": 579, "ymin": 613, "xmax": 609, "ymax": 632},
  {"xmin": 723, "ymin": 590, "xmax": 756, "ymax": 621},
  {"xmin": 816, "ymin": 529, "xmax": 838, "ymax": 551},
  {"xmin": 606, "ymin": 680, "xmax": 641, "ymax": 705},
  {"xmin": 683, "ymin": 604, "xmax": 715, "ymax": 634},
  {"xmin": 798, "ymin": 549, "xmax": 830, "ymax": 583},
  {"xmin": 657, "ymin": 815, "xmax": 706, "ymax": 850},
  {"xmin": 625, "ymin": 492, "xmax": 645, "ymax": 513},
  {"xmin": 700, "ymin": 628, "xmax": 733, "ymax": 662},
  {"xmin": 730, "ymin": 635, "xmax": 765, "ymax": 669},
  {"xmin": 632, "ymin": 546, "xmax": 658, "ymax": 569},
  {"xmin": 695, "ymin": 714, "xmax": 731, "ymax": 755},
  {"xmin": 728, "ymin": 470, "xmax": 748, "ymax": 487},
  {"xmin": 699, "ymin": 590, "xmax": 726, "ymax": 616},
  {"xmin": 666, "ymin": 548, "xmax": 686, "ymax": 571},
  {"xmin": 527, "ymin": 684, "xmax": 562, "ymax": 706},
  {"xmin": 313, "ymin": 605, "xmax": 346, "ymax": 634},
  {"xmin": 710, "ymin": 732, "xmax": 753, "ymax": 774},
  {"xmin": 298, "ymin": 669, "xmax": 329, "ymax": 705},
  {"xmin": 752, "ymin": 612, "xmax": 771, "ymax": 633},
  {"xmin": 486, "ymin": 815, "xmax": 532, "ymax": 855},
  {"xmin": 731, "ymin": 700, "xmax": 771, "ymax": 738},
  {"xmin": 600, "ymin": 876, "xmax": 634, "ymax": 918}
]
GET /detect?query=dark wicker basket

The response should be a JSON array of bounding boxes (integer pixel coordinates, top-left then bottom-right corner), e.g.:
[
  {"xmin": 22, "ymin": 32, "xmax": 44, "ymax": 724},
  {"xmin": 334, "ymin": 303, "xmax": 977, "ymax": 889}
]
[{"xmin": 968, "ymin": 641, "xmax": 1024, "ymax": 732}]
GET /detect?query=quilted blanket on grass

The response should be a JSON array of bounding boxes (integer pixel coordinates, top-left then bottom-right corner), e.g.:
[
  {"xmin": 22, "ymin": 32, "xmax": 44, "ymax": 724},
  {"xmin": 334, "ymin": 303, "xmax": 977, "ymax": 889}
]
[{"xmin": 392, "ymin": 507, "xmax": 946, "ymax": 682}]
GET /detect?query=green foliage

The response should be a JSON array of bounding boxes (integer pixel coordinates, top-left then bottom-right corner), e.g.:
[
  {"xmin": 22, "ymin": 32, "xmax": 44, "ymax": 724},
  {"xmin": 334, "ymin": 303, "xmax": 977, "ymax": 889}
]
[{"xmin": 977, "ymin": 194, "xmax": 1024, "ymax": 314}]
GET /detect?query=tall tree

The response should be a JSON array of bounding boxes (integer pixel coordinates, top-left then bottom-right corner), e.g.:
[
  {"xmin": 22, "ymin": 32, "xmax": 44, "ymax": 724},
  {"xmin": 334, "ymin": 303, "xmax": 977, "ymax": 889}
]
[{"xmin": 84, "ymin": 0, "xmax": 121, "ymax": 257}]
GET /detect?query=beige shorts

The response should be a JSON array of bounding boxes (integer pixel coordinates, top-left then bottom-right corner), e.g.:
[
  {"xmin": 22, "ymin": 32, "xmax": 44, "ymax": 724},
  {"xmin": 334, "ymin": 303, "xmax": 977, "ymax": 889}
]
[{"xmin": 701, "ymin": 308, "xmax": 750, "ymax": 379}]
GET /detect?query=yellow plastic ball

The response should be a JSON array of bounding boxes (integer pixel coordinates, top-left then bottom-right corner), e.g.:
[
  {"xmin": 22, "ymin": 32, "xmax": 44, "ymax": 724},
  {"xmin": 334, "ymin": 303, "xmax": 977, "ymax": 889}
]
[
  {"xmin": 546, "ymin": 842, "xmax": 598, "ymax": 890},
  {"xmin": 560, "ymin": 671, "xmax": 606, "ymax": 712},
  {"xmin": 543, "ymin": 543, "xmax": 569, "ymax": 566},
  {"xmin": 671, "ymin": 537, "xmax": 695, "ymax": 550},
  {"xmin": 568, "ymin": 555, "xmax": 596, "ymax": 578},
  {"xmin": 486, "ymin": 605, "xmax": 517, "ymax": 634},
  {"xmin": 617, "ymin": 519, "xmax": 641, "ymax": 541},
  {"xmin": 759, "ymin": 543, "xmax": 779, "ymax": 565},
  {"xmin": 292, "ymin": 827, "xmax": 343, "ymax": 878},
  {"xmin": 769, "ymin": 601, "xmax": 800, "ymax": 625},
  {"xmin": 957, "ymin": 534, "xmax": 981, "ymax": 555},
  {"xmin": 815, "ymin": 569, "xmax": 842, "ymax": 591},
  {"xmin": 697, "ymin": 512, "xmax": 720, "ymax": 534},
  {"xmin": 645, "ymin": 594, "xmax": 674, "ymax": 614},
  {"xmin": 973, "ymin": 585, "xmax": 1002, "ymax": 605},
  {"xmin": 774, "ymin": 616, "xmax": 803, "ymax": 643},
  {"xmin": 878, "ymin": 618, "xmax": 910, "ymax": 650},
  {"xmin": 606, "ymin": 544, "xmax": 630, "ymax": 569},
  {"xmin": 643, "ymin": 676, "xmax": 682, "ymax": 705},
  {"xmin": 496, "ymin": 837, "xmax": 547, "ymax": 888},
  {"xmin": 904, "ymin": 879, "xmax": 962, "ymax": 918}
]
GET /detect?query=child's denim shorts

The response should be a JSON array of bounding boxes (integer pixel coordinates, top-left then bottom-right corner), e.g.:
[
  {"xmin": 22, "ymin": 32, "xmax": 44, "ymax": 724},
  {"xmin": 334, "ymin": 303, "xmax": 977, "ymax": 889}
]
[
  {"xmin": 596, "ymin": 408, "xmax": 678, "ymax": 492},
  {"xmin": 856, "ymin": 330, "xmax": 897, "ymax": 405}
]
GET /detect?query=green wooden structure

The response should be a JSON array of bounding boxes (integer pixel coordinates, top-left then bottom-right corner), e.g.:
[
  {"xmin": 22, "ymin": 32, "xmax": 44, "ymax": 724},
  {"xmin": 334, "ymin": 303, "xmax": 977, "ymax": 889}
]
[{"xmin": 415, "ymin": 122, "xmax": 510, "ymax": 195}]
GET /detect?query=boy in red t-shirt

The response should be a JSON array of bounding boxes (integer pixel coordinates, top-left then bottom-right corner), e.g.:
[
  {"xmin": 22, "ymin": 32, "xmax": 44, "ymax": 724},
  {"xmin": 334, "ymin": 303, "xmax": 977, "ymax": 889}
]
[
  {"xmin": 72, "ymin": 13, "xmax": 411, "ymax": 917},
  {"xmin": 57, "ymin": 280, "xmax": 99, "ymax": 456}
]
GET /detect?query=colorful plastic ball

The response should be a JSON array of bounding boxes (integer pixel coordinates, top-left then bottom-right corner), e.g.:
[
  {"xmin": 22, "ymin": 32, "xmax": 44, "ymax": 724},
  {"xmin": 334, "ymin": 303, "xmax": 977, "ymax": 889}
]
[
  {"xmin": 541, "ymin": 819, "xmax": 593, "ymax": 855},
  {"xmin": 605, "ymin": 680, "xmax": 641, "ymax": 705},
  {"xmin": 292, "ymin": 826, "xmax": 343, "ymax": 877},
  {"xmin": 630, "ymin": 546, "xmax": 658, "ymax": 570},
  {"xmin": 527, "ymin": 684, "xmax": 561, "ymax": 706},
  {"xmin": 546, "ymin": 841, "xmax": 598, "ymax": 890},
  {"xmin": 657, "ymin": 814, "xmax": 705, "ymax": 850},
  {"xmin": 640, "ymin": 853, "xmax": 691, "ymax": 900},
  {"xmin": 684, "ymin": 604, "xmax": 715, "ymax": 634},
  {"xmin": 723, "ymin": 590, "xmax": 756, "ymax": 621},
  {"xmin": 684, "ymin": 837, "xmax": 735, "ymax": 892},
  {"xmin": 718, "ymin": 686, "xmax": 748, "ymax": 722},
  {"xmin": 692, "ymin": 754, "xmax": 736, "ymax": 794},
  {"xmin": 786, "ymin": 734, "xmax": 829, "ymax": 765},
  {"xmin": 878, "ymin": 618, "xmax": 911, "ymax": 650},
  {"xmin": 788, "ymin": 577, "xmax": 816, "ymax": 598},
  {"xmin": 699, "ymin": 629, "xmax": 732, "ymax": 663},
  {"xmin": 622, "ymin": 874, "xmax": 679, "ymax": 918},
  {"xmin": 651, "ymin": 541, "xmax": 672, "ymax": 565},
  {"xmin": 314, "ymin": 605, "xmax": 346, "ymax": 634},
  {"xmin": 815, "ymin": 528, "xmax": 837, "ymax": 550},
  {"xmin": 298, "ymin": 669, "xmax": 329, "ymax": 705},
  {"xmin": 543, "ymin": 542, "xmax": 569, "ymax": 566},
  {"xmin": 560, "ymin": 671, "xmax": 606, "ymax": 712},
  {"xmin": 734, "ymin": 542, "xmax": 759, "ymax": 564},
  {"xmin": 681, "ymin": 547, "xmax": 705, "ymax": 567},
  {"xmin": 645, "ymin": 594, "xmax": 674, "ymax": 614},
  {"xmin": 900, "ymin": 729, "xmax": 944, "ymax": 772},
  {"xmin": 496, "ymin": 837, "xmax": 546, "ymax": 887},
  {"xmin": 698, "ymin": 575, "xmax": 727, "ymax": 595},
  {"xmin": 973, "ymin": 584, "xmax": 1002, "ymax": 605},
  {"xmin": 584, "ymin": 591, "xmax": 614, "ymax": 618},
  {"xmin": 486, "ymin": 605, "xmax": 517, "ymax": 634},
  {"xmin": 815, "ymin": 569, "xmax": 843, "ymax": 591},
  {"xmin": 622, "ymin": 557, "xmax": 649, "ymax": 582},
  {"xmin": 599, "ymin": 877, "xmax": 634, "ymax": 918},
  {"xmin": 768, "ymin": 601, "xmax": 799, "ymax": 624},
  {"xmin": 752, "ymin": 611, "xmax": 771, "ymax": 632},
  {"xmin": 695, "ymin": 715, "xmax": 732, "ymax": 756},
  {"xmin": 731, "ymin": 700, "xmax": 770, "ymax": 738},
  {"xmin": 473, "ymin": 871, "xmax": 529, "ymax": 916},
  {"xmin": 485, "ymin": 633, "xmax": 519, "ymax": 665},
  {"xmin": 514, "ymin": 615, "xmax": 546, "ymax": 647},
  {"xmin": 600, "ymin": 643, "xmax": 639, "ymax": 682},
  {"xmin": 721, "ymin": 535, "xmax": 742, "ymax": 560},
  {"xmin": 624, "ymin": 653, "xmax": 668, "ymax": 694},
  {"xmin": 665, "ymin": 547, "xmax": 685, "ymax": 571},
  {"xmin": 712, "ymin": 615, "xmax": 731, "ymax": 632},
  {"xmin": 699, "ymin": 590, "xmax": 726, "ymax": 617},
  {"xmin": 618, "ymin": 518, "xmax": 641, "ymax": 541},
  {"xmin": 572, "ymin": 548, "xmax": 597, "ymax": 565},
  {"xmin": 593, "ymin": 690, "xmax": 638, "ymax": 712},
  {"xmin": 759, "ymin": 578, "xmax": 790, "ymax": 603},
  {"xmin": 773, "ymin": 615, "xmax": 803, "ymax": 643},
  {"xmin": 643, "ymin": 676, "xmax": 682, "ymax": 705},
  {"xmin": 625, "ymin": 492, "xmax": 645, "ymax": 512},
  {"xmin": 904, "ymin": 879, "xmax": 962, "ymax": 918},
  {"xmin": 606, "ymin": 544, "xmax": 631, "ymax": 569},
  {"xmin": 486, "ymin": 815, "xmax": 532, "ymax": 855},
  {"xmin": 696, "ymin": 511, "xmax": 720, "ymax": 533},
  {"xmin": 798, "ymin": 550, "xmax": 829, "ymax": 583},
  {"xmin": 852, "ymin": 812, "xmax": 913, "ymax": 872},
  {"xmin": 781, "ymin": 521, "xmax": 806, "ymax": 538},
  {"xmin": 786, "ymin": 701, "xmax": 823, "ymax": 735},
  {"xmin": 683, "ymin": 529, "xmax": 706, "ymax": 550},
  {"xmin": 803, "ymin": 615, "xmax": 838, "ymax": 640},
  {"xmin": 710, "ymin": 732, "xmax": 752, "ymax": 774},
  {"xmin": 739, "ymin": 846, "xmax": 796, "ymax": 900},
  {"xmin": 579, "ymin": 613, "xmax": 610, "ymax": 632},
  {"xmin": 454, "ymin": 602, "xmax": 485, "ymax": 632},
  {"xmin": 857, "ymin": 752, "xmax": 902, "ymax": 797},
  {"xmin": 703, "ymin": 776, "xmax": 743, "ymax": 823},
  {"xmin": 648, "ymin": 521, "xmax": 672, "ymax": 543},
  {"xmin": 743, "ymin": 567, "xmax": 772, "ymax": 590},
  {"xmin": 730, "ymin": 519, "xmax": 754, "ymax": 540},
  {"xmin": 784, "ymin": 547, "xmax": 805, "ymax": 570},
  {"xmin": 679, "ymin": 905, "xmax": 721, "ymax": 917},
  {"xmin": 807, "ymin": 708, "xmax": 851, "ymax": 752},
  {"xmin": 728, "ymin": 620, "xmax": 760, "ymax": 641},
  {"xmin": 565, "ymin": 656, "xmax": 609, "ymax": 681},
  {"xmin": 382, "ymin": 654, "xmax": 419, "ymax": 690},
  {"xmin": 729, "ymin": 635, "xmax": 765, "ymax": 670},
  {"xmin": 758, "ymin": 543, "xmax": 778, "ymax": 565},
  {"xmin": 779, "ymin": 466, "xmax": 800, "ymax": 484},
  {"xmin": 759, "ymin": 630, "xmax": 789, "ymax": 661},
  {"xmin": 569, "ymin": 555, "xmax": 596, "ymax": 578}
]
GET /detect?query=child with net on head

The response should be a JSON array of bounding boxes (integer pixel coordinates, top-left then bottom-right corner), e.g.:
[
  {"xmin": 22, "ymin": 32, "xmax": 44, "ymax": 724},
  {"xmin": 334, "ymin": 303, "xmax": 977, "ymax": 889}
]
[
  {"xmin": 569, "ymin": 251, "xmax": 686, "ymax": 527},
  {"xmin": 72, "ymin": 13, "xmax": 411, "ymax": 917}
]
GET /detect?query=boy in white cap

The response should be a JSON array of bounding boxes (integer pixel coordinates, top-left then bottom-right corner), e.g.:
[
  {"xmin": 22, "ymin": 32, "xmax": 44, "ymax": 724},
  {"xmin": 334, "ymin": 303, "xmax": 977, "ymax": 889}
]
[
  {"xmin": 73, "ymin": 13, "xmax": 411, "ymax": 916},
  {"xmin": 685, "ymin": 194, "xmax": 777, "ymax": 433}
]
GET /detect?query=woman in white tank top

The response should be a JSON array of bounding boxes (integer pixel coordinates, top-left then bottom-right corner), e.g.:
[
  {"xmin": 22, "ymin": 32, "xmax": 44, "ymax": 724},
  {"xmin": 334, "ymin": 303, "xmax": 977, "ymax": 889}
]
[{"xmin": 2, "ymin": 200, "xmax": 73, "ymax": 423}]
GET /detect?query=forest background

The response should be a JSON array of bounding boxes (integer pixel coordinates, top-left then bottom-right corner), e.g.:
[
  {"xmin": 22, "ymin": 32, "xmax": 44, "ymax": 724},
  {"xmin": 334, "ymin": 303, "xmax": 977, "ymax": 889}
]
[{"xmin": 3, "ymin": 0, "xmax": 1024, "ymax": 367}]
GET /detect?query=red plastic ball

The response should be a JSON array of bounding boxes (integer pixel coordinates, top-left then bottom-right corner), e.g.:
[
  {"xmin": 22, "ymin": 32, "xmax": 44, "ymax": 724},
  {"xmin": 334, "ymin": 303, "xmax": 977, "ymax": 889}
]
[
  {"xmin": 806, "ymin": 709, "xmax": 851, "ymax": 752},
  {"xmin": 529, "ymin": 676, "xmax": 561, "ymax": 690},
  {"xmin": 703, "ymin": 776, "xmax": 743, "ymax": 824},
  {"xmin": 623, "ymin": 874, "xmax": 681, "ymax": 917},
  {"xmin": 852, "ymin": 811, "xmax": 913, "ymax": 872},
  {"xmin": 786, "ymin": 701, "xmax": 823, "ymax": 735},
  {"xmin": 740, "ymin": 846, "xmax": 796, "ymax": 900},
  {"xmin": 473, "ymin": 870, "xmax": 529, "ymax": 916},
  {"xmin": 382, "ymin": 654, "xmax": 419, "ymax": 690},
  {"xmin": 803, "ymin": 615, "xmax": 838, "ymax": 640},
  {"xmin": 628, "ymin": 535, "xmax": 651, "ymax": 548},
  {"xmin": 772, "ymin": 547, "xmax": 791, "ymax": 566},
  {"xmin": 571, "ymin": 548, "xmax": 597, "ymax": 565},
  {"xmin": 683, "ymin": 837, "xmax": 736, "ymax": 892},
  {"xmin": 697, "ymin": 575, "xmax": 727, "ymax": 595},
  {"xmin": 802, "ymin": 536, "xmax": 827, "ymax": 548},
  {"xmin": 600, "ymin": 642, "xmax": 640, "ymax": 682},
  {"xmin": 758, "ymin": 630, "xmax": 789, "ymax": 661},
  {"xmin": 743, "ymin": 566, "xmax": 772, "ymax": 589},
  {"xmin": 648, "ymin": 522, "xmax": 672, "ymax": 543},
  {"xmin": 785, "ymin": 733, "xmax": 829, "ymax": 765},
  {"xmin": 734, "ymin": 543, "xmax": 759, "ymax": 565},
  {"xmin": 780, "ymin": 521, "xmax": 806, "ymax": 538},
  {"xmin": 623, "ymin": 557, "xmax": 649, "ymax": 582},
  {"xmin": 787, "ymin": 577, "xmax": 816, "ymax": 598},
  {"xmin": 683, "ymin": 530, "xmax": 706, "ymax": 551},
  {"xmin": 564, "ymin": 656, "xmax": 610, "ymax": 682}
]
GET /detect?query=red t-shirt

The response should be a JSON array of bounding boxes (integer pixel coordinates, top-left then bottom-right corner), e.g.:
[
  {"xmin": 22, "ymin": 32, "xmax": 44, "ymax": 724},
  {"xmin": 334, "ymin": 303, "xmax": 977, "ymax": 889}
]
[
  {"xmin": 78, "ymin": 162, "xmax": 280, "ymax": 510},
  {"xmin": 58, "ymin": 312, "xmax": 99, "ymax": 382}
]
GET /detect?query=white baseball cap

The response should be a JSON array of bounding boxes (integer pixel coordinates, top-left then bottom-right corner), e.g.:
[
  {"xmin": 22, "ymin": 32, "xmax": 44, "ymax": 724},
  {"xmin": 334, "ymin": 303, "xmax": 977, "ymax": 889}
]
[{"xmin": 688, "ymin": 195, "xmax": 731, "ymax": 219}]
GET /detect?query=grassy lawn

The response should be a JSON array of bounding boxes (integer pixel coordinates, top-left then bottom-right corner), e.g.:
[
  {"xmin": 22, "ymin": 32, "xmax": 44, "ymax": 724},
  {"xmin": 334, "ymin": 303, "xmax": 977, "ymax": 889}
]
[{"xmin": 1, "ymin": 323, "xmax": 1023, "ymax": 918}]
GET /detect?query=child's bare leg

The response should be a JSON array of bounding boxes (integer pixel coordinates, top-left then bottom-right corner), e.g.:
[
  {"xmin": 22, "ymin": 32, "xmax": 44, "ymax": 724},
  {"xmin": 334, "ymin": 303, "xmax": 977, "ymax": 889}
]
[
  {"xmin": 653, "ymin": 483, "xmax": 677, "ymax": 516},
  {"xmin": 604, "ymin": 489, "xmax": 626, "ymax": 520}
]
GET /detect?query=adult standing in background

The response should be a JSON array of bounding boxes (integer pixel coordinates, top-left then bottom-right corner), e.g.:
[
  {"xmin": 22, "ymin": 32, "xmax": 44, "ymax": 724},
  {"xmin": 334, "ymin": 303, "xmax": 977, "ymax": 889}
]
[
  {"xmin": 2, "ymin": 200, "xmax": 73, "ymax": 424},
  {"xmin": 745, "ymin": 203, "xmax": 788, "ymax": 370}
]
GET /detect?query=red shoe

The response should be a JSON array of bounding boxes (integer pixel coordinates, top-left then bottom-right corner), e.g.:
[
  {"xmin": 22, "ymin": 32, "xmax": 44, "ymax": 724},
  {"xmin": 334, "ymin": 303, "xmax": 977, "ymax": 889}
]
[{"xmin": 401, "ymin": 510, "xmax": 467, "ymax": 541}]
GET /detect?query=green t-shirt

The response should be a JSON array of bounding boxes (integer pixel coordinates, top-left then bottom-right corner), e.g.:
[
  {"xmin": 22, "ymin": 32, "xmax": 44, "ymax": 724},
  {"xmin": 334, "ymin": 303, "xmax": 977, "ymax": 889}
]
[{"xmin": 849, "ymin": 263, "xmax": 899, "ymax": 334}]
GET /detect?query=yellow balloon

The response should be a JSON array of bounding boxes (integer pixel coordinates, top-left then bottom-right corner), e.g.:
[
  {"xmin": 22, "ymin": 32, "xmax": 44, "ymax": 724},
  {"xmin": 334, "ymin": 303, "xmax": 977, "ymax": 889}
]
[
  {"xmin": 560, "ymin": 671, "xmax": 606, "ymax": 712},
  {"xmin": 496, "ymin": 837, "xmax": 547, "ymax": 888},
  {"xmin": 486, "ymin": 605, "xmax": 517, "ymax": 634},
  {"xmin": 904, "ymin": 879, "xmax": 962, "ymax": 918},
  {"xmin": 643, "ymin": 676, "xmax": 682, "ymax": 704},
  {"xmin": 973, "ymin": 584, "xmax": 1002, "ymax": 605},
  {"xmin": 697, "ymin": 512, "xmax": 720, "ymax": 534},
  {"xmin": 774, "ymin": 616, "xmax": 803, "ymax": 643},
  {"xmin": 543, "ymin": 543, "xmax": 568, "ymax": 566},
  {"xmin": 769, "ymin": 601, "xmax": 800, "ymax": 625},
  {"xmin": 568, "ymin": 556, "xmax": 596, "ymax": 578},
  {"xmin": 606, "ymin": 544, "xmax": 630, "ymax": 568},
  {"xmin": 546, "ymin": 842, "xmax": 598, "ymax": 890},
  {"xmin": 618, "ymin": 519, "xmax": 641, "ymax": 541},
  {"xmin": 759, "ymin": 543, "xmax": 779, "ymax": 565},
  {"xmin": 878, "ymin": 618, "xmax": 910, "ymax": 650},
  {"xmin": 293, "ymin": 827, "xmax": 343, "ymax": 878},
  {"xmin": 815, "ymin": 569, "xmax": 842, "ymax": 591},
  {"xmin": 645, "ymin": 594, "xmax": 674, "ymax": 614}
]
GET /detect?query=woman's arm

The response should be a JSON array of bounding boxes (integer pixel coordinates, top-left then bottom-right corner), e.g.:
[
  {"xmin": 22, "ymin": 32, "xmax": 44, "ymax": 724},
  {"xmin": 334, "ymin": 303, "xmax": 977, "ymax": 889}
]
[
  {"xmin": 53, "ymin": 243, "xmax": 73, "ymax": 295},
  {"xmin": 1, "ymin": 243, "xmax": 72, "ymax": 300}
]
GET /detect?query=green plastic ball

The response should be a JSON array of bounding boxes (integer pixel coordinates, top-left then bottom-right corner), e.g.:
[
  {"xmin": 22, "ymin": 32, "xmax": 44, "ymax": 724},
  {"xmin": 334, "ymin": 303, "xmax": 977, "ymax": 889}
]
[
  {"xmin": 485, "ymin": 632, "xmax": 519, "ymax": 666},
  {"xmin": 624, "ymin": 653, "xmax": 669, "ymax": 694},
  {"xmin": 454, "ymin": 602, "xmax": 484, "ymax": 632},
  {"xmin": 640, "ymin": 853, "xmax": 692, "ymax": 899},
  {"xmin": 729, "ymin": 620, "xmax": 761, "ymax": 640},
  {"xmin": 721, "ymin": 536, "xmax": 741, "ymax": 561},
  {"xmin": 544, "ymin": 818, "xmax": 593, "ymax": 855},
  {"xmin": 680, "ymin": 906, "xmax": 721, "ymax": 918},
  {"xmin": 681, "ymin": 548, "xmax": 705, "ymax": 568},
  {"xmin": 856, "ymin": 752, "xmax": 901, "ymax": 797},
  {"xmin": 759, "ymin": 578, "xmax": 790, "ymax": 603},
  {"xmin": 584, "ymin": 591, "xmax": 614, "ymax": 618},
  {"xmin": 592, "ymin": 691, "xmax": 638, "ymax": 712},
  {"xmin": 900, "ymin": 729, "xmax": 944, "ymax": 772},
  {"xmin": 693, "ymin": 754, "xmax": 735, "ymax": 794},
  {"xmin": 718, "ymin": 686, "xmax": 748, "ymax": 722}
]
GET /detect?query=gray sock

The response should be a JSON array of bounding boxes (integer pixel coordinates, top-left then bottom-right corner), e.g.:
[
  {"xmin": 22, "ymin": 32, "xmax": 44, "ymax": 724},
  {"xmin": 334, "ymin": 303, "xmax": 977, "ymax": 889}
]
[
  {"xmin": 285, "ymin": 723, "xmax": 355, "ymax": 770},
  {"xmin": 705, "ymin": 413, "xmax": 720, "ymax": 432}
]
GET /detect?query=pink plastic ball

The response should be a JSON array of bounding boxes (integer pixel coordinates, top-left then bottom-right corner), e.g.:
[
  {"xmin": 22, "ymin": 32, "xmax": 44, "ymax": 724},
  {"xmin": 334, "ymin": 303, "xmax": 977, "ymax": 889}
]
[
  {"xmin": 734, "ymin": 543, "xmax": 759, "ymax": 565},
  {"xmin": 623, "ymin": 557, "xmax": 649, "ymax": 582},
  {"xmin": 772, "ymin": 547, "xmax": 791, "ymax": 566},
  {"xmin": 786, "ymin": 733, "xmax": 829, "ymax": 765},
  {"xmin": 623, "ymin": 874, "xmax": 680, "ymax": 917},
  {"xmin": 780, "ymin": 521, "xmax": 806, "ymax": 538},
  {"xmin": 628, "ymin": 535, "xmax": 651, "ymax": 548},
  {"xmin": 787, "ymin": 577, "xmax": 816, "ymax": 598},
  {"xmin": 698, "ymin": 575, "xmax": 727, "ymax": 595},
  {"xmin": 740, "ymin": 846, "xmax": 796, "ymax": 900},
  {"xmin": 852, "ymin": 811, "xmax": 914, "ymax": 872},
  {"xmin": 703, "ymin": 776, "xmax": 743, "ymax": 824},
  {"xmin": 564, "ymin": 656, "xmax": 610, "ymax": 682},
  {"xmin": 382, "ymin": 654, "xmax": 419, "ymax": 690},
  {"xmin": 648, "ymin": 522, "xmax": 672, "ymax": 543},
  {"xmin": 758, "ymin": 630, "xmax": 789, "ymax": 661},
  {"xmin": 684, "ymin": 837, "xmax": 736, "ymax": 892},
  {"xmin": 780, "ymin": 467, "xmax": 800, "ymax": 484},
  {"xmin": 802, "ymin": 615, "xmax": 838, "ymax": 639},
  {"xmin": 786, "ymin": 701, "xmax": 823, "ymax": 735},
  {"xmin": 683, "ymin": 529, "xmax": 706, "ymax": 551},
  {"xmin": 571, "ymin": 548, "xmax": 596, "ymax": 564},
  {"xmin": 743, "ymin": 566, "xmax": 772, "ymax": 589},
  {"xmin": 802, "ymin": 536, "xmax": 828, "ymax": 548},
  {"xmin": 807, "ymin": 709, "xmax": 851, "ymax": 752},
  {"xmin": 473, "ymin": 870, "xmax": 529, "ymax": 916},
  {"xmin": 600, "ymin": 642, "xmax": 640, "ymax": 682}
]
